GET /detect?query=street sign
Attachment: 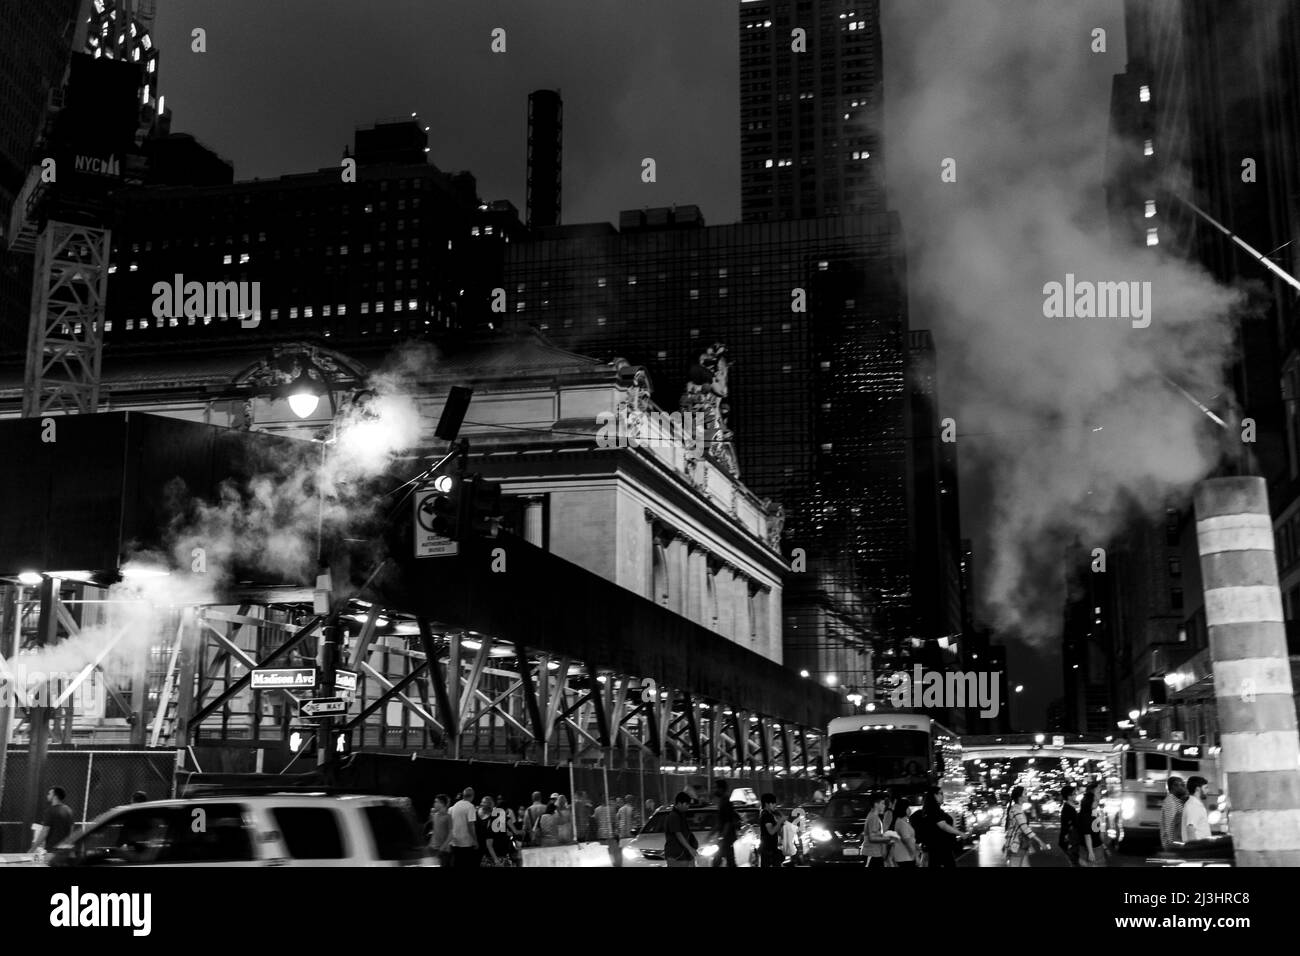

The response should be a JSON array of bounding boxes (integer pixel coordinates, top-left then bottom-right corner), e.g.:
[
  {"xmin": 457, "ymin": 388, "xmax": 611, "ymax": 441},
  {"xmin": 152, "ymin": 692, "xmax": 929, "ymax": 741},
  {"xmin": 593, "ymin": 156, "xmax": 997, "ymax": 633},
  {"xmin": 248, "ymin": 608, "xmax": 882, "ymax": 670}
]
[
  {"xmin": 250, "ymin": 667, "xmax": 318, "ymax": 690},
  {"xmin": 1052, "ymin": 735, "xmax": 1065, "ymax": 747},
  {"xmin": 414, "ymin": 486, "xmax": 459, "ymax": 558},
  {"xmin": 299, "ymin": 697, "xmax": 348, "ymax": 718},
  {"xmin": 335, "ymin": 669, "xmax": 358, "ymax": 697}
]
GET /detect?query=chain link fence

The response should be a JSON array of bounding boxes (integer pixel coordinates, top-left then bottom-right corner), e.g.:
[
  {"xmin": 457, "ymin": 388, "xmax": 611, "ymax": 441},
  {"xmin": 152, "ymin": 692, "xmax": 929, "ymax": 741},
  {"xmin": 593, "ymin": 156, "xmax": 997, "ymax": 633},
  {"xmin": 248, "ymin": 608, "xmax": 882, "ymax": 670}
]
[{"xmin": 0, "ymin": 749, "xmax": 174, "ymax": 851}]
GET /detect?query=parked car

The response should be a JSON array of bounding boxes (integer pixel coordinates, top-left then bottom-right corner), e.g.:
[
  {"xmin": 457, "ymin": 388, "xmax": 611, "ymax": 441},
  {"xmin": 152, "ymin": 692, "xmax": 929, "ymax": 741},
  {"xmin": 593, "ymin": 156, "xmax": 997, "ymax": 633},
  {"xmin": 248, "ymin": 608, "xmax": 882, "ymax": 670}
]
[
  {"xmin": 45, "ymin": 792, "xmax": 434, "ymax": 867},
  {"xmin": 621, "ymin": 805, "xmax": 761, "ymax": 867}
]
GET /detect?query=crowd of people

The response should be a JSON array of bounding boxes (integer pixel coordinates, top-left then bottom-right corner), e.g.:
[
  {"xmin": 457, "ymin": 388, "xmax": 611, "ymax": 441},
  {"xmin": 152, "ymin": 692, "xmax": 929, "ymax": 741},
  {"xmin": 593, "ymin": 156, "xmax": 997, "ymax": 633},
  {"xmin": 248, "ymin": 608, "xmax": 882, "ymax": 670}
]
[{"xmin": 428, "ymin": 787, "xmax": 652, "ymax": 867}]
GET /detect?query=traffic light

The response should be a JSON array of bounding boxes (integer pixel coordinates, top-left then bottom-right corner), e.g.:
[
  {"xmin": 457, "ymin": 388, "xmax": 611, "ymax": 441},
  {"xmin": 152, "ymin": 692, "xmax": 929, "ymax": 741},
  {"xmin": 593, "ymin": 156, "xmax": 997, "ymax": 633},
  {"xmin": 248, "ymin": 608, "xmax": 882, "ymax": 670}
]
[
  {"xmin": 466, "ymin": 475, "xmax": 503, "ymax": 538},
  {"xmin": 424, "ymin": 474, "xmax": 463, "ymax": 539}
]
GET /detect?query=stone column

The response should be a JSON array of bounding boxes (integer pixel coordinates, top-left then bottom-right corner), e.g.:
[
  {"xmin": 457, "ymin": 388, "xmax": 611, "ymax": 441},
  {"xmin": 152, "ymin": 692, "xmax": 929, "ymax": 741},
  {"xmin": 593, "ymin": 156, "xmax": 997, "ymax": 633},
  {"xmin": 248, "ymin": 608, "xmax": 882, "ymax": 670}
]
[
  {"xmin": 1194, "ymin": 477, "xmax": 1300, "ymax": 866},
  {"xmin": 523, "ymin": 496, "xmax": 544, "ymax": 547}
]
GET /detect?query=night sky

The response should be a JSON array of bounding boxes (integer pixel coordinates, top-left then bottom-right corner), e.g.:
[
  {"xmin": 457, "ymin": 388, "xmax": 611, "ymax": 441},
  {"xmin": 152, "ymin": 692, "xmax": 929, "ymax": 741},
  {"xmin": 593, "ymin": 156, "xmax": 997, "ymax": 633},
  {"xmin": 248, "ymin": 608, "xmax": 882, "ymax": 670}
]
[{"xmin": 145, "ymin": 0, "xmax": 1126, "ymax": 729}]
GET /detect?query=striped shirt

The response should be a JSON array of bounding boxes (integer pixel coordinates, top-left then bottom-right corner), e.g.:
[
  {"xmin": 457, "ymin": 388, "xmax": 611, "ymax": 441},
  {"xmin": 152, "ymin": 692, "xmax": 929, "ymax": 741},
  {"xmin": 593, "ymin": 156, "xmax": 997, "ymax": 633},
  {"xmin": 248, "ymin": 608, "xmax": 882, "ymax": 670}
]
[
  {"xmin": 1160, "ymin": 793, "xmax": 1183, "ymax": 848},
  {"xmin": 594, "ymin": 804, "xmax": 615, "ymax": 840}
]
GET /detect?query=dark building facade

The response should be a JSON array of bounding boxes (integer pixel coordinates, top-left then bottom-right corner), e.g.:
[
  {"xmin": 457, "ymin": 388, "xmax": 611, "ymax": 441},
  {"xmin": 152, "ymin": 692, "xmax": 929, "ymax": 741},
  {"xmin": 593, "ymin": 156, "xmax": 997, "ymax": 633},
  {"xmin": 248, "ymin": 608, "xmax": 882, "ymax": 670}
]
[
  {"xmin": 0, "ymin": 0, "xmax": 82, "ymax": 350},
  {"xmin": 739, "ymin": 0, "xmax": 886, "ymax": 222},
  {"xmin": 502, "ymin": 207, "xmax": 910, "ymax": 692},
  {"xmin": 95, "ymin": 121, "xmax": 522, "ymax": 352},
  {"xmin": 1104, "ymin": 0, "xmax": 1300, "ymax": 732}
]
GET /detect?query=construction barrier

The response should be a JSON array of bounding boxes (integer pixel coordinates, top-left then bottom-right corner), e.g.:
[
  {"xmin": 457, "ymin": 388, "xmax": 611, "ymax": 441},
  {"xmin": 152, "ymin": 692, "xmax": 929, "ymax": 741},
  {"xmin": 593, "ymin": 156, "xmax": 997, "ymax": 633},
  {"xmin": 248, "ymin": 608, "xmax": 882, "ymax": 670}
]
[{"xmin": 520, "ymin": 841, "xmax": 612, "ymax": 868}]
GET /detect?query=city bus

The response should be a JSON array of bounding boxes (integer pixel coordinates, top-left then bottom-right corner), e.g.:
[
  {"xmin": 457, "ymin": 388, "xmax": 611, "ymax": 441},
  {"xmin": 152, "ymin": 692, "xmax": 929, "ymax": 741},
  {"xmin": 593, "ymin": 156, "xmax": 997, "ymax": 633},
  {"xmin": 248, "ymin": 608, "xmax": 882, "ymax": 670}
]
[
  {"xmin": 826, "ymin": 713, "xmax": 964, "ymax": 800},
  {"xmin": 1108, "ymin": 740, "xmax": 1229, "ymax": 846}
]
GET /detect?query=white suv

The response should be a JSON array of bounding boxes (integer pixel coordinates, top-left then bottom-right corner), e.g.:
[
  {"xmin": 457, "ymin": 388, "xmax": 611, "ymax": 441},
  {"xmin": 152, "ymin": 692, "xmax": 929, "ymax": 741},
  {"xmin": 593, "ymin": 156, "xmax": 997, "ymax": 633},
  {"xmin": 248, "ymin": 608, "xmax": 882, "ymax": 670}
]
[{"xmin": 45, "ymin": 793, "xmax": 434, "ymax": 867}]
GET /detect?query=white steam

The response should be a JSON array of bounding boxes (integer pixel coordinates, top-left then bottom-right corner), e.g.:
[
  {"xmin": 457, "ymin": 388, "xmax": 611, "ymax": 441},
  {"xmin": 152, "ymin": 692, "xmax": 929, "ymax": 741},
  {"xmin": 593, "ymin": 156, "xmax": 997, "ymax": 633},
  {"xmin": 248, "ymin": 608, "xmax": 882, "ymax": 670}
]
[{"xmin": 885, "ymin": 0, "xmax": 1244, "ymax": 637}]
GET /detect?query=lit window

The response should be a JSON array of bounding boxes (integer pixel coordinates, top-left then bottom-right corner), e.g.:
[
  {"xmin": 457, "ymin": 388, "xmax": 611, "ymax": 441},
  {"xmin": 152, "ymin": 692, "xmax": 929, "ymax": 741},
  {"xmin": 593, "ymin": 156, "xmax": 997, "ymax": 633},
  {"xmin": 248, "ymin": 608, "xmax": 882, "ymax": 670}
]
[
  {"xmin": 782, "ymin": 363, "xmax": 792, "ymax": 373},
  {"xmin": 471, "ymin": 226, "xmax": 481, "ymax": 236},
  {"xmin": 1139, "ymin": 85, "xmax": 1150, "ymax": 103},
  {"xmin": 690, "ymin": 289, "xmax": 700, "ymax": 300},
  {"xmin": 270, "ymin": 309, "xmax": 279, "ymax": 321},
  {"xmin": 391, "ymin": 300, "xmax": 401, "ymax": 312},
  {"xmin": 108, "ymin": 265, "xmax": 117, "ymax": 274},
  {"xmin": 128, "ymin": 263, "xmax": 138, "ymax": 272},
  {"xmin": 376, "ymin": 302, "xmax": 384, "ymax": 313},
  {"xmin": 597, "ymin": 316, "xmax": 607, "ymax": 326},
  {"xmin": 690, "ymin": 328, "xmax": 700, "ymax": 337},
  {"xmin": 362, "ymin": 244, "xmax": 371, "ymax": 254},
  {"xmin": 718, "ymin": 287, "xmax": 728, "ymax": 297},
  {"xmin": 340, "ymin": 245, "xmax": 349, "ymax": 255},
  {"xmin": 126, "ymin": 319, "xmax": 134, "ymax": 330},
  {"xmin": 657, "ymin": 350, "xmax": 668, "ymax": 360},
  {"xmin": 818, "ymin": 260, "xmax": 829, "ymax": 270},
  {"xmin": 628, "ymin": 276, "xmax": 637, "ymax": 285},
  {"xmin": 338, "ymin": 304, "xmax": 347, "ymax": 316},
  {"xmin": 239, "ymin": 253, "xmax": 250, "ymax": 264},
  {"xmin": 484, "ymin": 226, "xmax": 493, "ymax": 235},
  {"xmin": 1143, "ymin": 139, "xmax": 1154, "ymax": 156},
  {"xmin": 323, "ymin": 305, "xmax": 332, "ymax": 317},
  {"xmin": 223, "ymin": 254, "xmax": 232, "ymax": 265},
  {"xmin": 765, "ymin": 159, "xmax": 774, "ymax": 168},
  {"xmin": 1145, "ymin": 199, "xmax": 1156, "ymax": 218},
  {"xmin": 1146, "ymin": 228, "xmax": 1159, "ymax": 247},
  {"xmin": 140, "ymin": 318, "xmax": 149, "ymax": 329},
  {"xmin": 360, "ymin": 302, "xmax": 370, "ymax": 314},
  {"xmin": 820, "ymin": 361, "xmax": 831, "ymax": 371},
  {"xmin": 517, "ymin": 301, "xmax": 526, "ymax": 311},
  {"xmin": 289, "ymin": 307, "xmax": 298, "ymax": 319}
]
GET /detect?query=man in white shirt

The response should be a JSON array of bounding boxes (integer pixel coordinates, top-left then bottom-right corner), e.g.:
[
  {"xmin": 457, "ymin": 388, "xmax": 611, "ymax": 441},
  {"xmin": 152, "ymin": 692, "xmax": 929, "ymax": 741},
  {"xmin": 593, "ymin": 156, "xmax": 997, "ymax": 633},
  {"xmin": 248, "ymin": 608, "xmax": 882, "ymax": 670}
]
[
  {"xmin": 449, "ymin": 787, "xmax": 481, "ymax": 868},
  {"xmin": 1181, "ymin": 776, "xmax": 1212, "ymax": 843}
]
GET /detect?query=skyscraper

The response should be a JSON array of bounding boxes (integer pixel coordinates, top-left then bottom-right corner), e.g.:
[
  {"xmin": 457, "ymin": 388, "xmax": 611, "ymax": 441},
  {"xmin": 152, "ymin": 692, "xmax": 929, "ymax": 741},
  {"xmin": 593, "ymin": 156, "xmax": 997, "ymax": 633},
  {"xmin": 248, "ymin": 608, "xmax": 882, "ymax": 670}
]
[
  {"xmin": 739, "ymin": 0, "xmax": 886, "ymax": 221},
  {"xmin": 0, "ymin": 0, "xmax": 82, "ymax": 349}
]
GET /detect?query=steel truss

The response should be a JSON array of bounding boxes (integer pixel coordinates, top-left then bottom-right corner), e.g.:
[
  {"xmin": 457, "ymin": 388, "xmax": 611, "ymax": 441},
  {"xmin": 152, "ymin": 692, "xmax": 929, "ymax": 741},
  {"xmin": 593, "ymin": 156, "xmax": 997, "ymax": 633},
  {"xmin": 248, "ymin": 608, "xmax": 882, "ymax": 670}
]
[{"xmin": 22, "ymin": 221, "xmax": 110, "ymax": 417}]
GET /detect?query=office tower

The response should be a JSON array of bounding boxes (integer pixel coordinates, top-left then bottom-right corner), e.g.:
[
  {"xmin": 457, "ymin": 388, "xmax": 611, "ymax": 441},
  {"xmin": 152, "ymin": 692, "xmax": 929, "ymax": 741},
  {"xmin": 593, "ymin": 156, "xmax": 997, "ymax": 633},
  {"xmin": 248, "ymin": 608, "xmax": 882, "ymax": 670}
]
[
  {"xmin": 739, "ymin": 0, "xmax": 886, "ymax": 221},
  {"xmin": 98, "ymin": 120, "xmax": 522, "ymax": 349},
  {"xmin": 1105, "ymin": 0, "xmax": 1300, "ymax": 731},
  {"xmin": 0, "ymin": 0, "xmax": 82, "ymax": 349}
]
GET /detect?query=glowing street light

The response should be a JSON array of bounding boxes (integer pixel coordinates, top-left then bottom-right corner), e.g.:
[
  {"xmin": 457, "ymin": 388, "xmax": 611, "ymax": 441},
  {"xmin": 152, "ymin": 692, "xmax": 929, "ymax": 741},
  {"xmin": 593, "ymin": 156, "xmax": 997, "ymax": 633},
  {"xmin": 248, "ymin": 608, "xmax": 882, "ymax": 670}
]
[
  {"xmin": 17, "ymin": 571, "xmax": 42, "ymax": 586},
  {"xmin": 1015, "ymin": 685, "xmax": 1024, "ymax": 693},
  {"xmin": 287, "ymin": 369, "xmax": 324, "ymax": 419},
  {"xmin": 1034, "ymin": 734, "xmax": 1045, "ymax": 744}
]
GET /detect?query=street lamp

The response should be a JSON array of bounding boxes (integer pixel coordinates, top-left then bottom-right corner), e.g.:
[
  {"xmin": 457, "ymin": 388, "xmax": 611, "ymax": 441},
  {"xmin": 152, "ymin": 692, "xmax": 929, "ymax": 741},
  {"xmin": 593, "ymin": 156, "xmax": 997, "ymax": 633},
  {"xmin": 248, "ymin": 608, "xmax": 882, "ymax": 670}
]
[
  {"xmin": 1034, "ymin": 733, "xmax": 1045, "ymax": 744},
  {"xmin": 286, "ymin": 368, "xmax": 327, "ymax": 419},
  {"xmin": 847, "ymin": 690, "xmax": 863, "ymax": 708},
  {"xmin": 1015, "ymin": 685, "xmax": 1024, "ymax": 694}
]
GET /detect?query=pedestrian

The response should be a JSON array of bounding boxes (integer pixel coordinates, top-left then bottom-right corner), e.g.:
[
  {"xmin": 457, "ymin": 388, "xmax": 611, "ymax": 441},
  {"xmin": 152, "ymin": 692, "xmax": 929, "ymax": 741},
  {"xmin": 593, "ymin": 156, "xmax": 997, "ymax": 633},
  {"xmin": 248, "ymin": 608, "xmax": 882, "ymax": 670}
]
[
  {"xmin": 448, "ymin": 787, "xmax": 481, "ymax": 868},
  {"xmin": 1078, "ymin": 779, "xmax": 1109, "ymax": 866},
  {"xmin": 758, "ymin": 793, "xmax": 785, "ymax": 867},
  {"xmin": 30, "ymin": 787, "xmax": 75, "ymax": 858},
  {"xmin": 1001, "ymin": 786, "xmax": 1048, "ymax": 867},
  {"xmin": 477, "ymin": 795, "xmax": 500, "ymax": 865},
  {"xmin": 917, "ymin": 787, "xmax": 961, "ymax": 868},
  {"xmin": 645, "ymin": 797, "xmax": 657, "ymax": 828},
  {"xmin": 1182, "ymin": 776, "xmax": 1211, "ymax": 842},
  {"xmin": 617, "ymin": 793, "xmax": 636, "ymax": 839},
  {"xmin": 812, "ymin": 788, "xmax": 827, "ymax": 804},
  {"xmin": 429, "ymin": 794, "xmax": 453, "ymax": 866},
  {"xmin": 664, "ymin": 791, "xmax": 699, "ymax": 867},
  {"xmin": 861, "ymin": 792, "xmax": 894, "ymax": 868},
  {"xmin": 524, "ymin": 791, "xmax": 547, "ymax": 845},
  {"xmin": 555, "ymin": 794, "xmax": 574, "ymax": 844},
  {"xmin": 890, "ymin": 798, "xmax": 919, "ymax": 868},
  {"xmin": 709, "ymin": 779, "xmax": 740, "ymax": 867},
  {"xmin": 781, "ymin": 807, "xmax": 804, "ymax": 866},
  {"xmin": 486, "ymin": 795, "xmax": 517, "ymax": 865},
  {"xmin": 594, "ymin": 795, "xmax": 619, "ymax": 865},
  {"xmin": 535, "ymin": 800, "xmax": 561, "ymax": 847},
  {"xmin": 1161, "ymin": 776, "xmax": 1188, "ymax": 850},
  {"xmin": 574, "ymin": 789, "xmax": 594, "ymax": 842},
  {"xmin": 1057, "ymin": 784, "xmax": 1081, "ymax": 866}
]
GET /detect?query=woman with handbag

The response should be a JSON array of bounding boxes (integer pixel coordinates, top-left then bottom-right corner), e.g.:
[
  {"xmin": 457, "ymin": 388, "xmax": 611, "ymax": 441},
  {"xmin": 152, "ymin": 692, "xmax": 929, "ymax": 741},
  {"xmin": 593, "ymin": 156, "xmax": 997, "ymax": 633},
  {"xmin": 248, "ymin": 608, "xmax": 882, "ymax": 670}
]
[{"xmin": 1002, "ymin": 786, "xmax": 1048, "ymax": 867}]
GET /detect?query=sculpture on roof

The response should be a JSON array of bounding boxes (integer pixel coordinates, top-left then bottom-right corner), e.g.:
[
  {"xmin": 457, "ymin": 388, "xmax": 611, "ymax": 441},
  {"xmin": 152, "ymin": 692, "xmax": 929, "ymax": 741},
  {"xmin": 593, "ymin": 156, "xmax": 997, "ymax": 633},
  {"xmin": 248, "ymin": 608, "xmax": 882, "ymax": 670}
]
[{"xmin": 680, "ymin": 343, "xmax": 739, "ymax": 477}]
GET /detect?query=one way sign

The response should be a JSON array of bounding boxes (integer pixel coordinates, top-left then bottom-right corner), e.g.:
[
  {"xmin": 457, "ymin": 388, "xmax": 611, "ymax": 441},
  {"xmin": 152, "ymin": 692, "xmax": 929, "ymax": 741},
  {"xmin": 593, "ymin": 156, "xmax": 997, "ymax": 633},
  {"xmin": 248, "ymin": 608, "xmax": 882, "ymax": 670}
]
[{"xmin": 299, "ymin": 697, "xmax": 348, "ymax": 718}]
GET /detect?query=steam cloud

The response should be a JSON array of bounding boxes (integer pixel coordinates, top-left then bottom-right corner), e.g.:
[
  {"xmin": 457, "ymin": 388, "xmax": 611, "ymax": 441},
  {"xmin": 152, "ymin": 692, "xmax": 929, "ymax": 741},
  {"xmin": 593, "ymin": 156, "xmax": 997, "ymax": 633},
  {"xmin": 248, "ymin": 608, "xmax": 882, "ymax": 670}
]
[{"xmin": 884, "ymin": 0, "xmax": 1247, "ymax": 638}]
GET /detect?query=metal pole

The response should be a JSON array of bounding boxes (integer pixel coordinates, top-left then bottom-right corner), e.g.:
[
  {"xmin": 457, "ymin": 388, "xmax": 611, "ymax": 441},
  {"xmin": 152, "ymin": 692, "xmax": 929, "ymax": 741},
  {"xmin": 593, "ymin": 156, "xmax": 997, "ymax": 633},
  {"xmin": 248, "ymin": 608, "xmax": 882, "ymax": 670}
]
[
  {"xmin": 316, "ymin": 619, "xmax": 341, "ymax": 782},
  {"xmin": 27, "ymin": 577, "xmax": 60, "ymax": 830},
  {"xmin": 0, "ymin": 585, "xmax": 18, "ymax": 839}
]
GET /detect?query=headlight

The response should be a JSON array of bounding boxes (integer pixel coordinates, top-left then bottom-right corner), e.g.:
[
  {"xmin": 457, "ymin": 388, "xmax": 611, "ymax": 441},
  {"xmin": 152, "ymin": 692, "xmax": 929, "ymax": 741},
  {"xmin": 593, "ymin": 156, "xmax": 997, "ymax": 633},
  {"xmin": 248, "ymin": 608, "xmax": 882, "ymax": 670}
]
[
  {"xmin": 622, "ymin": 846, "xmax": 640, "ymax": 860},
  {"xmin": 810, "ymin": 826, "xmax": 833, "ymax": 843},
  {"xmin": 1208, "ymin": 810, "xmax": 1222, "ymax": 826},
  {"xmin": 700, "ymin": 844, "xmax": 719, "ymax": 857},
  {"xmin": 1122, "ymin": 797, "xmax": 1136, "ymax": 820}
]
